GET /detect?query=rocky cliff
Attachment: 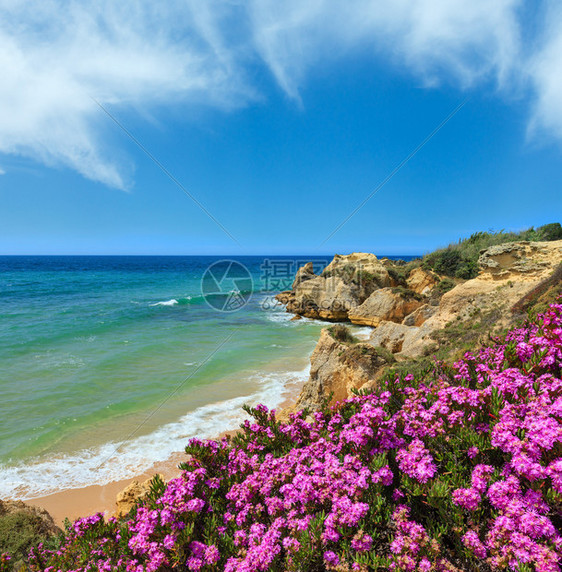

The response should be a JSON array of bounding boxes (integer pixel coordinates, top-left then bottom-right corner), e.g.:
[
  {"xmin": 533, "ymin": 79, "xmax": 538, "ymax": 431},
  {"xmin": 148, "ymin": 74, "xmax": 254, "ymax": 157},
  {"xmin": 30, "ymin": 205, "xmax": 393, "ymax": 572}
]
[
  {"xmin": 391, "ymin": 240, "xmax": 562, "ymax": 358},
  {"xmin": 289, "ymin": 326, "xmax": 394, "ymax": 411},
  {"xmin": 279, "ymin": 240, "xmax": 562, "ymax": 412},
  {"xmin": 276, "ymin": 253, "xmax": 393, "ymax": 321}
]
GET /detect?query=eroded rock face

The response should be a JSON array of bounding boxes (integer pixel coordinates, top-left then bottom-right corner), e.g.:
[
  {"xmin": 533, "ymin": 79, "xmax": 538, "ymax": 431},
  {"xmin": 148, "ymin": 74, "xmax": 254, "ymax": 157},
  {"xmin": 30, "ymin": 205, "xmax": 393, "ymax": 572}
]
[
  {"xmin": 406, "ymin": 267, "xmax": 439, "ymax": 295},
  {"xmin": 399, "ymin": 240, "xmax": 562, "ymax": 357},
  {"xmin": 368, "ymin": 321, "xmax": 414, "ymax": 354},
  {"xmin": 294, "ymin": 329, "xmax": 391, "ymax": 411},
  {"xmin": 348, "ymin": 288, "xmax": 424, "ymax": 327},
  {"xmin": 114, "ymin": 475, "xmax": 164, "ymax": 519},
  {"xmin": 292, "ymin": 262, "xmax": 316, "ymax": 289},
  {"xmin": 478, "ymin": 241, "xmax": 559, "ymax": 279},
  {"xmin": 402, "ymin": 303, "xmax": 436, "ymax": 327}
]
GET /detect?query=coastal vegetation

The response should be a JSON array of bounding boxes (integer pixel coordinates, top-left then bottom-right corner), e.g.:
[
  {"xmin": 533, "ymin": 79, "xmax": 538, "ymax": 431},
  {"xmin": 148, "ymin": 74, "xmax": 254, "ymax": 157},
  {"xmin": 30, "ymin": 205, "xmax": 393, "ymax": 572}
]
[
  {"xmin": 0, "ymin": 513, "xmax": 51, "ymax": 566},
  {"xmin": 422, "ymin": 223, "xmax": 562, "ymax": 280},
  {"xmin": 5, "ymin": 301, "xmax": 560, "ymax": 571},
  {"xmin": 1, "ymin": 229, "xmax": 561, "ymax": 571}
]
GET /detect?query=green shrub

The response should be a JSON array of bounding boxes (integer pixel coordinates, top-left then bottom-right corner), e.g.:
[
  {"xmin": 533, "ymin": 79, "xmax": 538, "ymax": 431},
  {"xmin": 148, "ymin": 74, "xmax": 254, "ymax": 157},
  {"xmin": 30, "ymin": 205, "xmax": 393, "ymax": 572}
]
[
  {"xmin": 0, "ymin": 512, "xmax": 52, "ymax": 564},
  {"xmin": 422, "ymin": 224, "xmax": 561, "ymax": 280},
  {"xmin": 537, "ymin": 222, "xmax": 562, "ymax": 241},
  {"xmin": 424, "ymin": 249, "xmax": 464, "ymax": 277},
  {"xmin": 328, "ymin": 324, "xmax": 358, "ymax": 344},
  {"xmin": 434, "ymin": 278, "xmax": 455, "ymax": 295}
]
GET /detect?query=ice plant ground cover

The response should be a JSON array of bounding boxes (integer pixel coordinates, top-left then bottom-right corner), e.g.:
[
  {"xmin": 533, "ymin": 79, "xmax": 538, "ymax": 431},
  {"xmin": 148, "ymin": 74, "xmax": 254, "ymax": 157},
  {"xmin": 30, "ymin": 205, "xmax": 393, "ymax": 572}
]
[{"xmin": 5, "ymin": 303, "xmax": 562, "ymax": 571}]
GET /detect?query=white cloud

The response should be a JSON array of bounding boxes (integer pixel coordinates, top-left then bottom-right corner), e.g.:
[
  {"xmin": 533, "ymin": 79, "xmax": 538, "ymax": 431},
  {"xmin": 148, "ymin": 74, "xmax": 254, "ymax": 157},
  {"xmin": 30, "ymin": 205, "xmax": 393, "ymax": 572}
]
[
  {"xmin": 527, "ymin": 2, "xmax": 562, "ymax": 141},
  {"xmin": 0, "ymin": 0, "xmax": 250, "ymax": 188},
  {"xmin": 0, "ymin": 168, "xmax": 5, "ymax": 175},
  {"xmin": 0, "ymin": 0, "xmax": 560, "ymax": 188},
  {"xmin": 248, "ymin": 0, "xmax": 523, "ymax": 99}
]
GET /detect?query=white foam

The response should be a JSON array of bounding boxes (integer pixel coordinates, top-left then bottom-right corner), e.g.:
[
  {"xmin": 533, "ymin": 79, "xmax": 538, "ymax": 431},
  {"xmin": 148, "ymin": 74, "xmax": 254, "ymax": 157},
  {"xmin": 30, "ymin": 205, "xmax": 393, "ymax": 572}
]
[
  {"xmin": 350, "ymin": 326, "xmax": 373, "ymax": 341},
  {"xmin": 265, "ymin": 311, "xmax": 294, "ymax": 324},
  {"xmin": 150, "ymin": 299, "xmax": 178, "ymax": 307},
  {"xmin": 259, "ymin": 295, "xmax": 305, "ymax": 326},
  {"xmin": 0, "ymin": 365, "xmax": 310, "ymax": 501},
  {"xmin": 298, "ymin": 316, "xmax": 331, "ymax": 326}
]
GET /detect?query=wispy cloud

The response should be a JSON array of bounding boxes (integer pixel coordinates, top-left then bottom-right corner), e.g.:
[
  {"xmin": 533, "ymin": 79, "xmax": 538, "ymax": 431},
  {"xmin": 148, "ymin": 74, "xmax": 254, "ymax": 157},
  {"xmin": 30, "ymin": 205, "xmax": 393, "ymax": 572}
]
[
  {"xmin": 248, "ymin": 0, "xmax": 522, "ymax": 98},
  {"xmin": 0, "ymin": 0, "xmax": 560, "ymax": 188},
  {"xmin": 527, "ymin": 2, "xmax": 562, "ymax": 141},
  {"xmin": 0, "ymin": 0, "xmax": 250, "ymax": 188}
]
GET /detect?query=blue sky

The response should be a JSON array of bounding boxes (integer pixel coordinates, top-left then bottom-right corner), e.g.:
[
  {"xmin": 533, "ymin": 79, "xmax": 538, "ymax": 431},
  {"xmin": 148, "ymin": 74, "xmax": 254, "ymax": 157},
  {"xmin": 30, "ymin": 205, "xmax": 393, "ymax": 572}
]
[{"xmin": 0, "ymin": 0, "xmax": 561, "ymax": 256}]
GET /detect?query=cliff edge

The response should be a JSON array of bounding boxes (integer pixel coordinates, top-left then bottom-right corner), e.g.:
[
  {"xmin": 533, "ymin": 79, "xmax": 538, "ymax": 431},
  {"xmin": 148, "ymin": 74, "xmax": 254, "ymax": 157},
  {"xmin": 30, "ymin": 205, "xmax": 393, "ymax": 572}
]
[{"xmin": 279, "ymin": 240, "xmax": 562, "ymax": 412}]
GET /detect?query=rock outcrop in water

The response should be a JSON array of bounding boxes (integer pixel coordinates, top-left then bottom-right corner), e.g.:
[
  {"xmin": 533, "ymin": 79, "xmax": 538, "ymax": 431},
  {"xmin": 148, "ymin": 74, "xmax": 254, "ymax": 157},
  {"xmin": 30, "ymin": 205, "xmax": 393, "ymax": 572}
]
[{"xmin": 276, "ymin": 253, "xmax": 412, "ymax": 322}]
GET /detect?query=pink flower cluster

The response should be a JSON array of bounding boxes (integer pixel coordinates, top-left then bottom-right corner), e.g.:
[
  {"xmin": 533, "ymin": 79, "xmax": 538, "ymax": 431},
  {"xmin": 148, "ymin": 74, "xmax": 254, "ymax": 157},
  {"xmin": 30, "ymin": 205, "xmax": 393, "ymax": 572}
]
[
  {"xmin": 0, "ymin": 554, "xmax": 11, "ymax": 572},
  {"xmin": 26, "ymin": 303, "xmax": 562, "ymax": 572}
]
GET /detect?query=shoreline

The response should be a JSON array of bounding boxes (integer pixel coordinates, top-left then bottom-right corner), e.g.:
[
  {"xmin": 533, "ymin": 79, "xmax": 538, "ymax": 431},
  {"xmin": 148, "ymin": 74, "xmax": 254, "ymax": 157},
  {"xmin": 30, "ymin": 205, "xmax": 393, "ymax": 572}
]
[
  {"xmin": 14, "ymin": 306, "xmax": 370, "ymax": 526},
  {"xmin": 27, "ymin": 377, "xmax": 306, "ymax": 527}
]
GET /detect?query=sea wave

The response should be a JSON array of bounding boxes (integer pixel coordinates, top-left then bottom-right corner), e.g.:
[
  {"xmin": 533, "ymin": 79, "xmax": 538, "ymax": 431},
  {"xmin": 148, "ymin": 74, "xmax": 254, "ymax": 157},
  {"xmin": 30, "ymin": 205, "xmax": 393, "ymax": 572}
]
[
  {"xmin": 150, "ymin": 298, "xmax": 179, "ymax": 307},
  {"xmin": 264, "ymin": 311, "xmax": 294, "ymax": 324},
  {"xmin": 0, "ymin": 365, "xmax": 310, "ymax": 501},
  {"xmin": 149, "ymin": 290, "xmax": 255, "ymax": 308}
]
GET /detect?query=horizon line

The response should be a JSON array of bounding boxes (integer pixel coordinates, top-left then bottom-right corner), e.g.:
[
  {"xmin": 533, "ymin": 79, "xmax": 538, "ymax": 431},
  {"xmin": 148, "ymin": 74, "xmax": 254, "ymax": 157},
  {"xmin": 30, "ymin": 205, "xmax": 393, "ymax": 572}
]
[{"xmin": 0, "ymin": 252, "xmax": 424, "ymax": 258}]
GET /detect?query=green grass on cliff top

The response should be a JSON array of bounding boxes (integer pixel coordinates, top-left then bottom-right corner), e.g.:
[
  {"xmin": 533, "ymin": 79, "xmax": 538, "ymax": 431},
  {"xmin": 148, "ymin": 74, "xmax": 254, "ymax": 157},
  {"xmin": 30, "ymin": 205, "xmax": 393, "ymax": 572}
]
[{"xmin": 422, "ymin": 222, "xmax": 562, "ymax": 280}]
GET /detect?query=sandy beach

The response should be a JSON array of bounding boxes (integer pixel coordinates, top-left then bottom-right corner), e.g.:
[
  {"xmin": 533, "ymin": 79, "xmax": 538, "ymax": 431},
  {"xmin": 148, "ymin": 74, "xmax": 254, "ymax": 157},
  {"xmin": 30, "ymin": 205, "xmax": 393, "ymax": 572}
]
[
  {"xmin": 27, "ymin": 389, "xmax": 302, "ymax": 527},
  {"xmin": 29, "ymin": 453, "xmax": 185, "ymax": 527}
]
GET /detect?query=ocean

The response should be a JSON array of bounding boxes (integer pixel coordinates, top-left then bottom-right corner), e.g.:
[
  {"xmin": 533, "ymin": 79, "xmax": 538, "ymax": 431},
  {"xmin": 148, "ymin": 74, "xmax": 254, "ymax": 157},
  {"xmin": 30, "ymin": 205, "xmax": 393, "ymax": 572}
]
[{"xmin": 0, "ymin": 255, "xmax": 413, "ymax": 500}]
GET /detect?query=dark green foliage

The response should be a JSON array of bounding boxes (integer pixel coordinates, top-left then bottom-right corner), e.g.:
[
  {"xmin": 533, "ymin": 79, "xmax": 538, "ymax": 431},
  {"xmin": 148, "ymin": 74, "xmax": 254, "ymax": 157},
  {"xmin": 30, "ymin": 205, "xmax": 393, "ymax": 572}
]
[
  {"xmin": 434, "ymin": 278, "xmax": 455, "ymax": 295},
  {"xmin": 0, "ymin": 512, "xmax": 55, "ymax": 564},
  {"xmin": 454, "ymin": 258, "xmax": 479, "ymax": 279},
  {"xmin": 537, "ymin": 222, "xmax": 562, "ymax": 241},
  {"xmin": 424, "ymin": 249, "xmax": 465, "ymax": 277},
  {"xmin": 390, "ymin": 286, "xmax": 423, "ymax": 301},
  {"xmin": 423, "ymin": 249, "xmax": 478, "ymax": 280},
  {"xmin": 328, "ymin": 324, "xmax": 358, "ymax": 344}
]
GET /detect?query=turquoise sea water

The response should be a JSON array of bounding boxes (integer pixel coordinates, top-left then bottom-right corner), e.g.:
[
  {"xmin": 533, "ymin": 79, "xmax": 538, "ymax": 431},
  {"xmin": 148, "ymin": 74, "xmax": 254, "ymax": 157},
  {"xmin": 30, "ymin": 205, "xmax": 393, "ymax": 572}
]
[{"xmin": 0, "ymin": 255, "xmax": 412, "ymax": 499}]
